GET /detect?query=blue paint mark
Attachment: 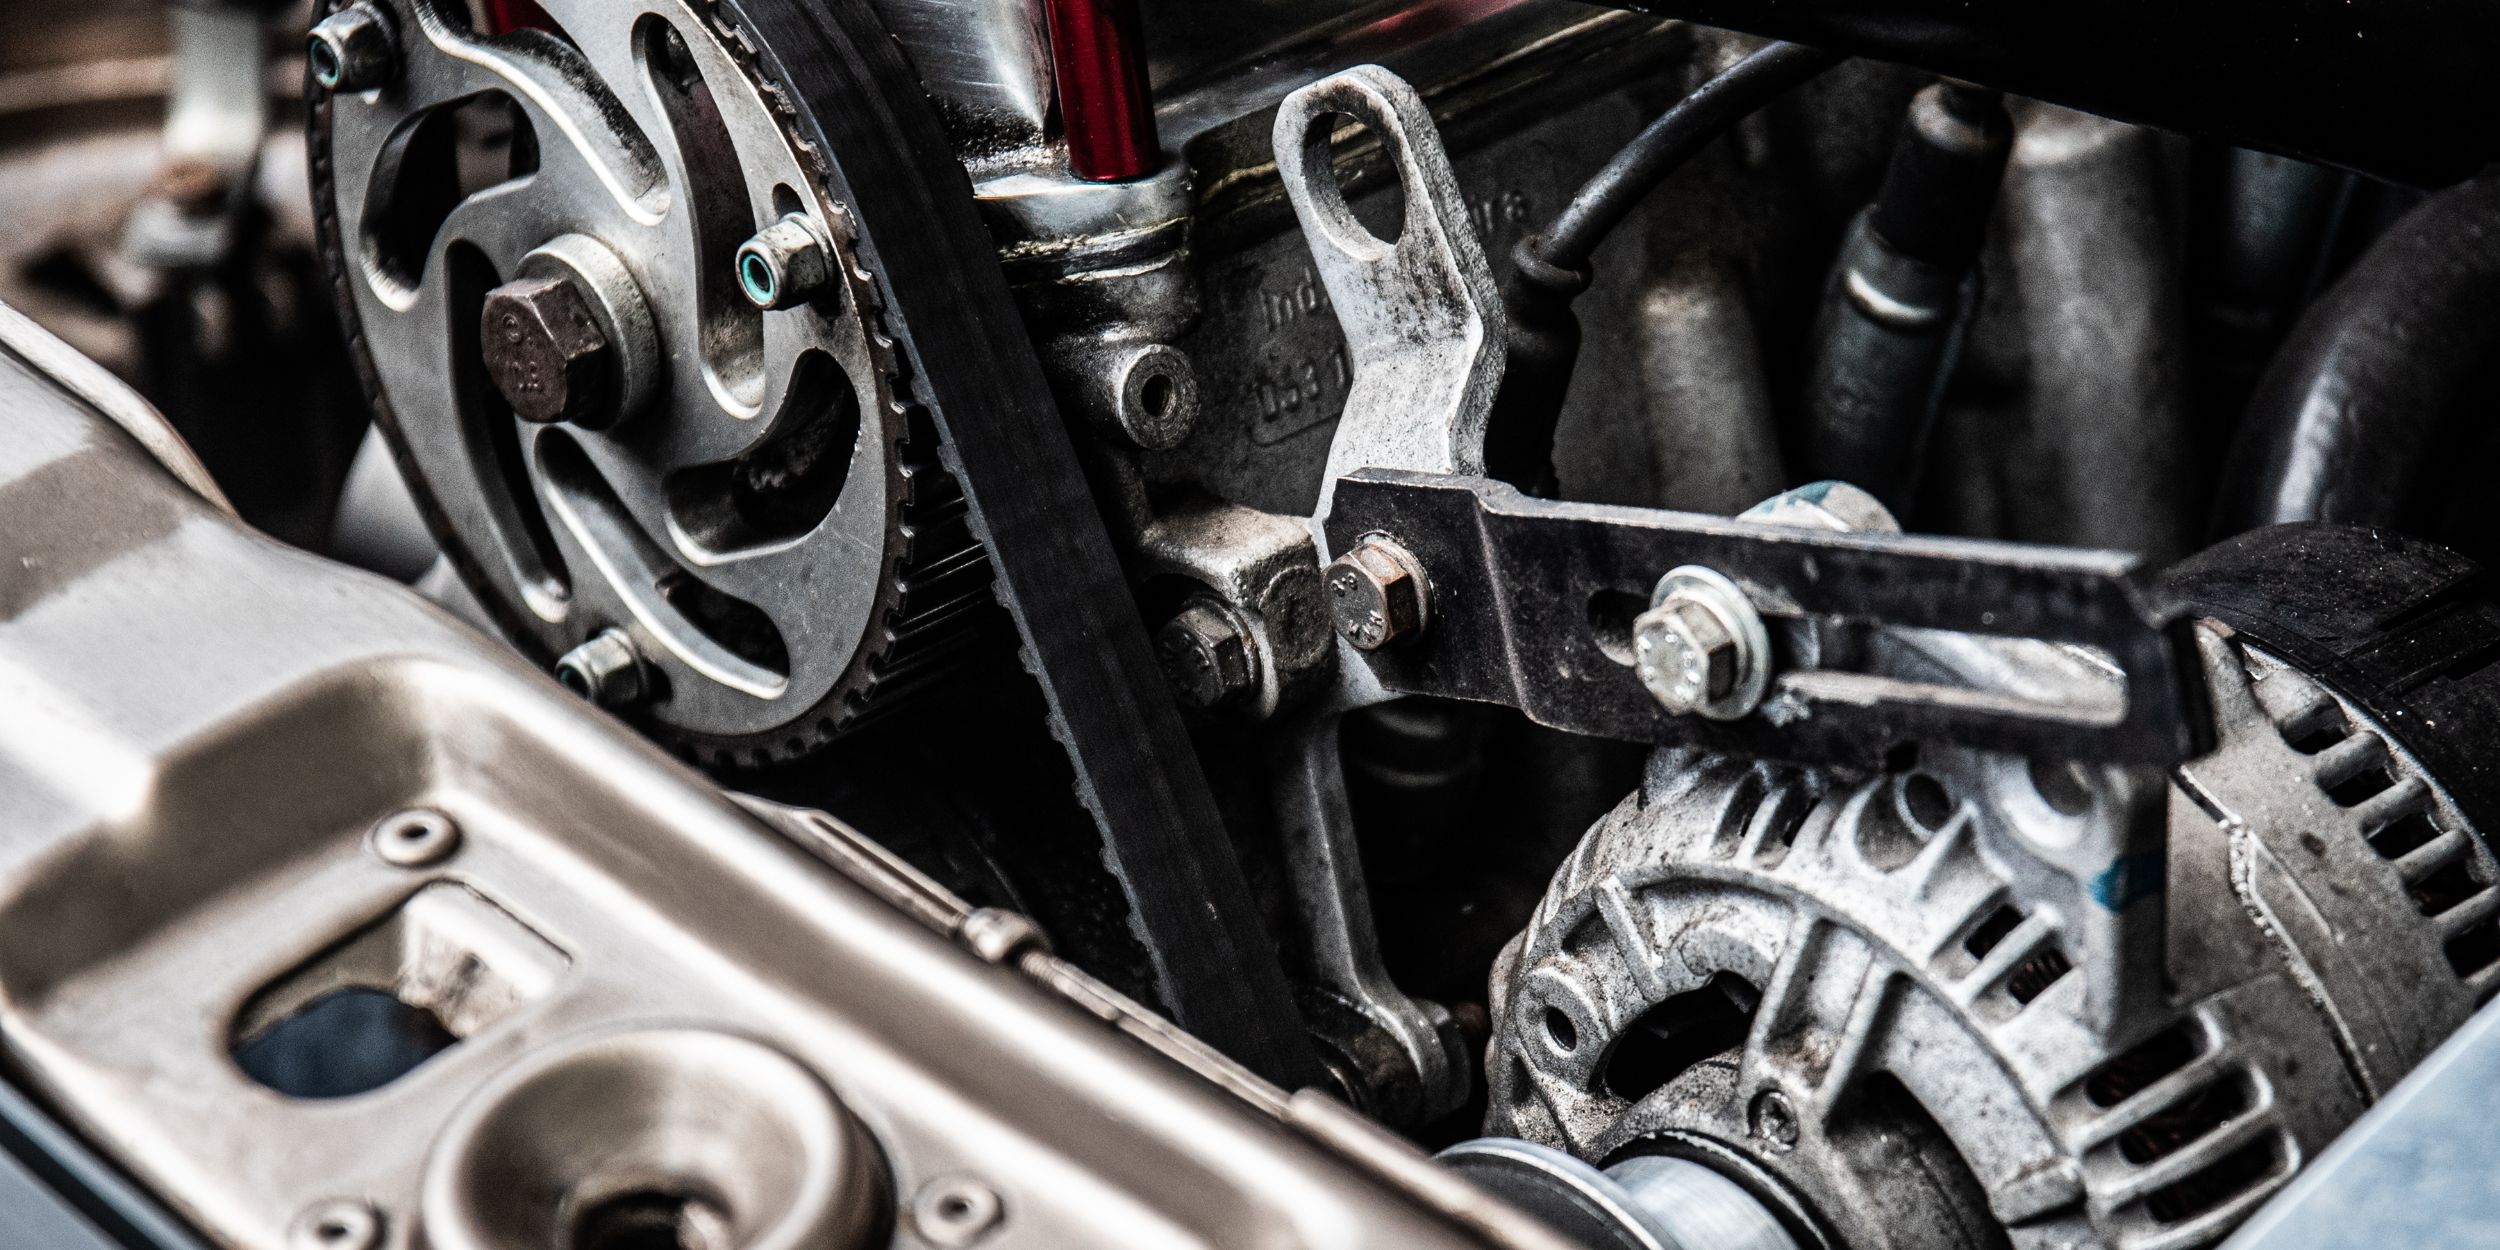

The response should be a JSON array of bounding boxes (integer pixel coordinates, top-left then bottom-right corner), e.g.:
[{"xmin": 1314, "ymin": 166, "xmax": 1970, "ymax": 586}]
[
  {"xmin": 2090, "ymin": 852, "xmax": 2165, "ymax": 910},
  {"xmin": 1741, "ymin": 481, "xmax": 1843, "ymax": 520}
]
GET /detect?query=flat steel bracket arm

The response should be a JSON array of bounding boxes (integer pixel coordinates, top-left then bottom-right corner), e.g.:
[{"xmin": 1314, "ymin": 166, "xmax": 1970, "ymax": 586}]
[{"xmin": 1325, "ymin": 470, "xmax": 2212, "ymax": 769}]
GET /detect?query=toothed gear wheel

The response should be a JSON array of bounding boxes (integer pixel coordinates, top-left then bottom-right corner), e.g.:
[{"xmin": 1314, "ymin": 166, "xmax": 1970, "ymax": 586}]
[{"xmin": 310, "ymin": 0, "xmax": 989, "ymax": 765}]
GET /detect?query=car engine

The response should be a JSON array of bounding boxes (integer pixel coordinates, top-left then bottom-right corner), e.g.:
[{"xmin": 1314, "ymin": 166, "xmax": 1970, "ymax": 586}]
[{"xmin": 2, "ymin": 1, "xmax": 2497, "ymax": 1248}]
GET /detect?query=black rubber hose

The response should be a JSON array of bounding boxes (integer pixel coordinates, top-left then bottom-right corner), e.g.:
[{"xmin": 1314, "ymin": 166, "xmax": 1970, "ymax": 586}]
[
  {"xmin": 1606, "ymin": 0, "xmax": 2500, "ymax": 188},
  {"xmin": 1536, "ymin": 42, "xmax": 1847, "ymax": 273},
  {"xmin": 1486, "ymin": 42, "xmax": 1844, "ymax": 490},
  {"xmin": 2213, "ymin": 173, "xmax": 2500, "ymax": 535}
]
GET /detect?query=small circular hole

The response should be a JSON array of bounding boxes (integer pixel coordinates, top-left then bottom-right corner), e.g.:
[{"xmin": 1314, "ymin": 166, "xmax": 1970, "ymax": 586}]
[
  {"xmin": 1543, "ymin": 1006, "xmax": 1577, "ymax": 1053},
  {"xmin": 311, "ymin": 39, "xmax": 344, "ymax": 88},
  {"xmin": 1902, "ymin": 773, "xmax": 1954, "ymax": 831},
  {"xmin": 1139, "ymin": 372, "xmax": 1172, "ymax": 419},
  {"xmin": 2028, "ymin": 756, "xmax": 2094, "ymax": 817},
  {"xmin": 570, "ymin": 1190, "xmax": 725, "ymax": 1250},
  {"xmin": 318, "ymin": 1221, "xmax": 352, "ymax": 1243},
  {"xmin": 556, "ymin": 664, "xmax": 594, "ymax": 697},
  {"xmin": 937, "ymin": 1195, "xmax": 972, "ymax": 1221},
  {"xmin": 739, "ymin": 253, "xmax": 777, "ymax": 304}
]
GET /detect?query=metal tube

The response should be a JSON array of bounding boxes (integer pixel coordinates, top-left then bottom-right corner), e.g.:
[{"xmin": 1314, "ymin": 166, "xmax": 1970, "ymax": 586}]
[{"xmin": 1042, "ymin": 0, "xmax": 1161, "ymax": 181}]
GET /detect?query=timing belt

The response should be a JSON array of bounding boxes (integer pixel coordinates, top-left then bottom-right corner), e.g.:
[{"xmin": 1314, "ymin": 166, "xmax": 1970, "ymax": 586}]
[{"xmin": 723, "ymin": 0, "xmax": 1324, "ymax": 1089}]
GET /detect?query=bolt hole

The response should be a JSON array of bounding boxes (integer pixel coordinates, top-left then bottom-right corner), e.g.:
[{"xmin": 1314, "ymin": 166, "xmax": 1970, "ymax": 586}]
[
  {"xmin": 2027, "ymin": 756, "xmax": 2093, "ymax": 816},
  {"xmin": 1902, "ymin": 772, "xmax": 1953, "ymax": 831},
  {"xmin": 317, "ymin": 1220, "xmax": 352, "ymax": 1243},
  {"xmin": 1301, "ymin": 111, "xmax": 1407, "ymax": 249},
  {"xmin": 737, "ymin": 252, "xmax": 777, "ymax": 305},
  {"xmin": 570, "ymin": 1190, "xmax": 729, "ymax": 1250},
  {"xmin": 1586, "ymin": 588, "xmax": 1645, "ymax": 665},
  {"xmin": 936, "ymin": 1195, "xmax": 973, "ymax": 1220},
  {"xmin": 309, "ymin": 38, "xmax": 342, "ymax": 88},
  {"xmin": 556, "ymin": 662, "xmax": 595, "ymax": 697},
  {"xmin": 1543, "ymin": 1007, "xmax": 1578, "ymax": 1053},
  {"xmin": 1139, "ymin": 372, "xmax": 1173, "ymax": 419}
]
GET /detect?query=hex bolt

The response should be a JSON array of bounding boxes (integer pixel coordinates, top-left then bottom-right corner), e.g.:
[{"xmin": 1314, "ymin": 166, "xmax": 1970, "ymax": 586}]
[
  {"xmin": 1633, "ymin": 566, "xmax": 1769, "ymax": 720},
  {"xmin": 481, "ymin": 275, "xmax": 616, "ymax": 426},
  {"xmin": 1327, "ymin": 537, "xmax": 1429, "ymax": 651},
  {"xmin": 1155, "ymin": 597, "xmax": 1258, "ymax": 711},
  {"xmin": 554, "ymin": 628, "xmax": 647, "ymax": 708},
  {"xmin": 735, "ymin": 213, "xmax": 836, "ymax": 310},
  {"xmin": 307, "ymin": 4, "xmax": 399, "ymax": 93}
]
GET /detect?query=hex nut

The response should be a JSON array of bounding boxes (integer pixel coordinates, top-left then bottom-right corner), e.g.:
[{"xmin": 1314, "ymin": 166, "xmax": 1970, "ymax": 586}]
[
  {"xmin": 481, "ymin": 275, "xmax": 615, "ymax": 426},
  {"xmin": 307, "ymin": 4, "xmax": 399, "ymax": 93},
  {"xmin": 736, "ymin": 213, "xmax": 835, "ymax": 310},
  {"xmin": 1326, "ymin": 538, "xmax": 1429, "ymax": 650},
  {"xmin": 555, "ymin": 628, "xmax": 647, "ymax": 708},
  {"xmin": 1633, "ymin": 566, "xmax": 1769, "ymax": 720},
  {"xmin": 1155, "ymin": 598, "xmax": 1258, "ymax": 711}
]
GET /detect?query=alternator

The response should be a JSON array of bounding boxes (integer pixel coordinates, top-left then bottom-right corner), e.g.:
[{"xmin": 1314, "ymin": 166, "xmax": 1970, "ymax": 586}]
[{"xmin": 1480, "ymin": 526, "xmax": 2500, "ymax": 1250}]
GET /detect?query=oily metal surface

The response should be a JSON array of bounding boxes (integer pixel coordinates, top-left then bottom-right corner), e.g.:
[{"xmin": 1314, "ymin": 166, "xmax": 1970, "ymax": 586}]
[
  {"xmin": 1487, "ymin": 624, "xmax": 2499, "ymax": 1249},
  {"xmin": 311, "ymin": 0, "xmax": 982, "ymax": 763},
  {"xmin": 0, "ymin": 337, "xmax": 1561, "ymax": 1250},
  {"xmin": 313, "ymin": 0, "xmax": 1318, "ymax": 1082}
]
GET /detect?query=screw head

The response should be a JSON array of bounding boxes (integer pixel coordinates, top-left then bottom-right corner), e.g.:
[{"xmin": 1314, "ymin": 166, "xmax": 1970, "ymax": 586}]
[
  {"xmin": 736, "ymin": 214, "xmax": 835, "ymax": 309},
  {"xmin": 1327, "ymin": 538, "xmax": 1429, "ymax": 650},
  {"xmin": 481, "ymin": 275, "xmax": 616, "ymax": 426},
  {"xmin": 307, "ymin": 4, "xmax": 399, "ymax": 93},
  {"xmin": 1632, "ymin": 566, "xmax": 1769, "ymax": 720},
  {"xmin": 554, "ymin": 628, "xmax": 647, "ymax": 708},
  {"xmin": 1155, "ymin": 599, "xmax": 1257, "ymax": 711}
]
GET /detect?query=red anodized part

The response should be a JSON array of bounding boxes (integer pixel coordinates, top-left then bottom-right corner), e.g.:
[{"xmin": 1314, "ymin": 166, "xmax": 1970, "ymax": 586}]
[
  {"xmin": 477, "ymin": 0, "xmax": 554, "ymax": 36},
  {"xmin": 1042, "ymin": 0, "xmax": 1162, "ymax": 182}
]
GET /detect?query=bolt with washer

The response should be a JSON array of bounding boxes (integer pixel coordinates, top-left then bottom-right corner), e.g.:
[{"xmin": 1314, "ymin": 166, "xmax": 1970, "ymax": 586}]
[
  {"xmin": 1155, "ymin": 597, "xmax": 1259, "ymax": 712},
  {"xmin": 555, "ymin": 628, "xmax": 648, "ymax": 708},
  {"xmin": 1326, "ymin": 537, "xmax": 1429, "ymax": 650},
  {"xmin": 307, "ymin": 4, "xmax": 399, "ymax": 93},
  {"xmin": 736, "ymin": 213, "xmax": 836, "ymax": 309},
  {"xmin": 1632, "ymin": 565, "xmax": 1770, "ymax": 720},
  {"xmin": 481, "ymin": 275, "xmax": 616, "ymax": 427}
]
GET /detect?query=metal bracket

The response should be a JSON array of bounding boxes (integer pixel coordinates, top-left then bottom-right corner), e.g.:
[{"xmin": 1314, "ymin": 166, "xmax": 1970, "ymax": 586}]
[
  {"xmin": 1326, "ymin": 471, "xmax": 2209, "ymax": 769},
  {"xmin": 1273, "ymin": 65, "xmax": 1507, "ymax": 523}
]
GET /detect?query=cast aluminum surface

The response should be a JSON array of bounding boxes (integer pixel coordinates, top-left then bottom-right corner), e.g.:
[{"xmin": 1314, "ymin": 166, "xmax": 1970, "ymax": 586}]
[
  {"xmin": 0, "ymin": 335, "xmax": 1572, "ymax": 1250},
  {"xmin": 317, "ymin": 0, "xmax": 970, "ymax": 758},
  {"xmin": 1487, "ymin": 621, "xmax": 2500, "ymax": 1248}
]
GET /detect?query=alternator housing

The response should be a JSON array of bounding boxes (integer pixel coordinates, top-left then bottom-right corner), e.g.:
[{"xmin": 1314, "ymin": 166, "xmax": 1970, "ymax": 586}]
[{"xmin": 1488, "ymin": 608, "xmax": 2500, "ymax": 1250}]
